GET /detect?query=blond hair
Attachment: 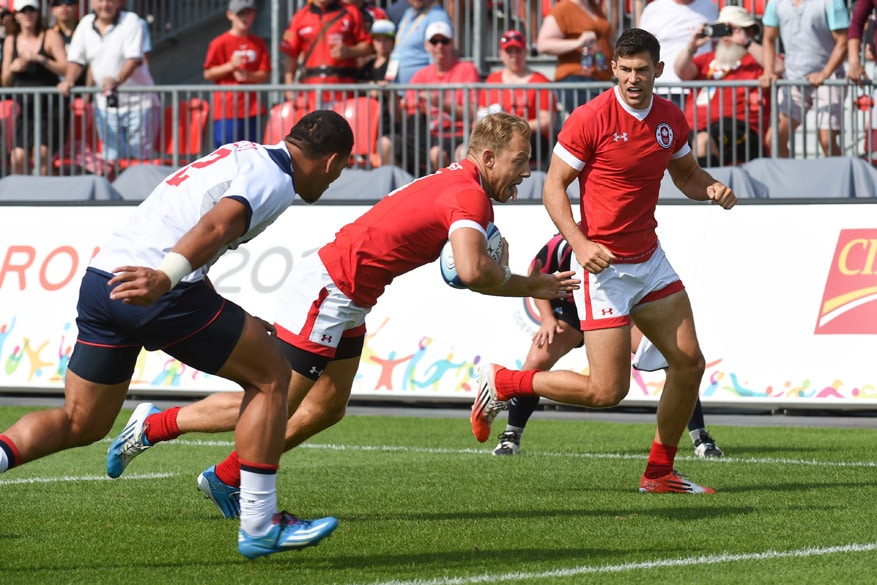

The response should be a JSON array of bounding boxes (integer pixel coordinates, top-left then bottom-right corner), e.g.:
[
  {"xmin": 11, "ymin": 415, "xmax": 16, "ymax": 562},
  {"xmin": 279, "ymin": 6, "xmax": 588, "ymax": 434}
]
[{"xmin": 467, "ymin": 113, "xmax": 530, "ymax": 157}]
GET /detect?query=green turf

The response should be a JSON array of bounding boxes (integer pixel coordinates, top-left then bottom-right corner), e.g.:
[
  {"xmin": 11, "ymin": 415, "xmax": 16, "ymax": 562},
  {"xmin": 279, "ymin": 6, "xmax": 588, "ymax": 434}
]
[{"xmin": 1, "ymin": 406, "xmax": 876, "ymax": 584}]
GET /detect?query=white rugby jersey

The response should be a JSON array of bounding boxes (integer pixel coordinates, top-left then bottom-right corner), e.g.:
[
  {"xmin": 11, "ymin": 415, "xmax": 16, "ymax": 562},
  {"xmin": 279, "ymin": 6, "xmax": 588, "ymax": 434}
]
[{"xmin": 90, "ymin": 141, "xmax": 296, "ymax": 283}]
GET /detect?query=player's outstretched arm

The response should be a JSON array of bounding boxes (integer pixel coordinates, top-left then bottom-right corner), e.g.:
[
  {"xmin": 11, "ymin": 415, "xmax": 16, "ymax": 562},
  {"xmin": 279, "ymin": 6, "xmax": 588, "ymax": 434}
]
[
  {"xmin": 109, "ymin": 198, "xmax": 249, "ymax": 306},
  {"xmin": 668, "ymin": 152, "xmax": 737, "ymax": 209},
  {"xmin": 474, "ymin": 258, "xmax": 579, "ymax": 299}
]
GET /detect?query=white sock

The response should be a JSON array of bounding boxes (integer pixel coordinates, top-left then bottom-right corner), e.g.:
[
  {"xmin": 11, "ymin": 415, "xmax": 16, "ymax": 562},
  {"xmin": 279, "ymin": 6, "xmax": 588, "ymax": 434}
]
[
  {"xmin": 689, "ymin": 428, "xmax": 706, "ymax": 443},
  {"xmin": 505, "ymin": 425, "xmax": 525, "ymax": 435},
  {"xmin": 239, "ymin": 469, "xmax": 278, "ymax": 537},
  {"xmin": 0, "ymin": 448, "xmax": 8, "ymax": 473}
]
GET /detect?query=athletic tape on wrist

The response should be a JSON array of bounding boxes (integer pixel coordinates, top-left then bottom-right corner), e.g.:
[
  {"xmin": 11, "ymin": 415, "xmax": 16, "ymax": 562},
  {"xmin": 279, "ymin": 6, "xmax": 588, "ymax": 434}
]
[{"xmin": 157, "ymin": 252, "xmax": 192, "ymax": 288}]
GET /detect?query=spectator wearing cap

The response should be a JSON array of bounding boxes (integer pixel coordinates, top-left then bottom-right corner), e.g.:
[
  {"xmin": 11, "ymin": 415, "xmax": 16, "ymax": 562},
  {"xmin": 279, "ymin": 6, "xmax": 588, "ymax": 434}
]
[
  {"xmin": 363, "ymin": 19, "xmax": 400, "ymax": 166},
  {"xmin": 1, "ymin": 0, "xmax": 67, "ymax": 175},
  {"xmin": 536, "ymin": 0, "xmax": 614, "ymax": 113},
  {"xmin": 280, "ymin": 0, "xmax": 373, "ymax": 108},
  {"xmin": 58, "ymin": 0, "xmax": 159, "ymax": 166},
  {"xmin": 390, "ymin": 21, "xmax": 479, "ymax": 175},
  {"xmin": 204, "ymin": 0, "xmax": 271, "ymax": 149},
  {"xmin": 847, "ymin": 0, "xmax": 877, "ymax": 84},
  {"xmin": 759, "ymin": 0, "xmax": 849, "ymax": 158},
  {"xmin": 385, "ymin": 0, "xmax": 451, "ymax": 85},
  {"xmin": 362, "ymin": 18, "xmax": 395, "ymax": 83},
  {"xmin": 675, "ymin": 6, "xmax": 773, "ymax": 167},
  {"xmin": 480, "ymin": 30, "xmax": 556, "ymax": 168}
]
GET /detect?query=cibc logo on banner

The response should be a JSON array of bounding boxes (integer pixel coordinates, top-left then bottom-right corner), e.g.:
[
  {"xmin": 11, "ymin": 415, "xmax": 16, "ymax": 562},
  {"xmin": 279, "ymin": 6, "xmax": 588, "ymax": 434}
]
[{"xmin": 814, "ymin": 229, "xmax": 877, "ymax": 334}]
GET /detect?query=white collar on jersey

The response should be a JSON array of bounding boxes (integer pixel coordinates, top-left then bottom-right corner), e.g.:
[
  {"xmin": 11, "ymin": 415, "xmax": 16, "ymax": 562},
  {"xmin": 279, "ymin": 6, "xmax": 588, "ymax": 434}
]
[{"xmin": 613, "ymin": 85, "xmax": 653, "ymax": 121}]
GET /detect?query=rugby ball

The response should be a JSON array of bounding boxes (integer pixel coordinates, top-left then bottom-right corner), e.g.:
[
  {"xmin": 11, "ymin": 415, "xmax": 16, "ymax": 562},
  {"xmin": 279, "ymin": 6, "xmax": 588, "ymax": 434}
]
[{"xmin": 440, "ymin": 222, "xmax": 504, "ymax": 289}]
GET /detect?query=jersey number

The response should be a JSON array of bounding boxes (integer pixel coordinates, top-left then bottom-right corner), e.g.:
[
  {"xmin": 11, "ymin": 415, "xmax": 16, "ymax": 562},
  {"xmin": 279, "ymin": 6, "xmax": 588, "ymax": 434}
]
[{"xmin": 165, "ymin": 147, "xmax": 233, "ymax": 187}]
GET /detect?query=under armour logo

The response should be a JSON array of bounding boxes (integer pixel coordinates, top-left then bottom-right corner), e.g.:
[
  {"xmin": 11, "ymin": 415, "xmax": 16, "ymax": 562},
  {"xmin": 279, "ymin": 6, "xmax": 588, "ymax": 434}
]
[
  {"xmin": 601, "ymin": 308, "xmax": 614, "ymax": 315},
  {"xmin": 310, "ymin": 366, "xmax": 323, "ymax": 376},
  {"xmin": 613, "ymin": 132, "xmax": 628, "ymax": 142},
  {"xmin": 320, "ymin": 334, "xmax": 333, "ymax": 343}
]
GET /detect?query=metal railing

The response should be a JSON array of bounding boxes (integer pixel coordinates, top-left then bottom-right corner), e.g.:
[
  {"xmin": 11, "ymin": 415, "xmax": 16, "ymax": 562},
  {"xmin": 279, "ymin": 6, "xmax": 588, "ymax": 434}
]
[{"xmin": 1, "ymin": 78, "xmax": 875, "ymax": 181}]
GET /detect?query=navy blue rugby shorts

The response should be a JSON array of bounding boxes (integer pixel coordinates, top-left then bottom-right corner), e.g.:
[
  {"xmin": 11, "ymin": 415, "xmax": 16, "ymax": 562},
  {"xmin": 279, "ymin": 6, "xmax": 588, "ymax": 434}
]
[{"xmin": 67, "ymin": 267, "xmax": 245, "ymax": 384}]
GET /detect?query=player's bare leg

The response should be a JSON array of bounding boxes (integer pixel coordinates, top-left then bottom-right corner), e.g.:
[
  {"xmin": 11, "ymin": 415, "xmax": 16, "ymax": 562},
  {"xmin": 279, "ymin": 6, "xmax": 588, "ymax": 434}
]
[
  {"xmin": 282, "ymin": 356, "xmax": 359, "ymax": 451},
  {"xmin": 216, "ymin": 316, "xmax": 290, "ymax": 468},
  {"xmin": 174, "ymin": 392, "xmax": 242, "ymax": 434},
  {"xmin": 196, "ymin": 355, "xmax": 359, "ymax": 525},
  {"xmin": 632, "ymin": 292, "xmax": 704, "ymax": 449},
  {"xmin": 210, "ymin": 315, "xmax": 336, "ymax": 557},
  {"xmin": 527, "ymin": 326, "xmax": 633, "ymax": 407},
  {"xmin": 0, "ymin": 372, "xmax": 128, "ymax": 468},
  {"xmin": 632, "ymin": 291, "xmax": 712, "ymax": 494}
]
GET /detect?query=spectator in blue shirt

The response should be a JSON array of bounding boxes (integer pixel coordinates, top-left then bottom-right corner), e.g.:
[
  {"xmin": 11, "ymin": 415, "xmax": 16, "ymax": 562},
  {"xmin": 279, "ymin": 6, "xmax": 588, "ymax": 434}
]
[{"xmin": 384, "ymin": 0, "xmax": 451, "ymax": 85}]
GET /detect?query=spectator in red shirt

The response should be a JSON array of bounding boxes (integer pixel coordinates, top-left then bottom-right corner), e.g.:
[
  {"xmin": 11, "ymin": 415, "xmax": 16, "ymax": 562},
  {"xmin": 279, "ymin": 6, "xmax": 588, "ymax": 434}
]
[
  {"xmin": 393, "ymin": 21, "xmax": 480, "ymax": 175},
  {"xmin": 203, "ymin": 0, "xmax": 271, "ymax": 149},
  {"xmin": 280, "ymin": 0, "xmax": 373, "ymax": 108},
  {"xmin": 480, "ymin": 30, "xmax": 556, "ymax": 167},
  {"xmin": 675, "ymin": 6, "xmax": 771, "ymax": 166}
]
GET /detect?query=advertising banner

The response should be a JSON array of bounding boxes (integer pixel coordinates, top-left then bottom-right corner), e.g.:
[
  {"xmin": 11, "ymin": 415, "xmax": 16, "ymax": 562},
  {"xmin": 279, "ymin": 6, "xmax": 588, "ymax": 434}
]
[{"xmin": 1, "ymin": 201, "xmax": 875, "ymax": 408}]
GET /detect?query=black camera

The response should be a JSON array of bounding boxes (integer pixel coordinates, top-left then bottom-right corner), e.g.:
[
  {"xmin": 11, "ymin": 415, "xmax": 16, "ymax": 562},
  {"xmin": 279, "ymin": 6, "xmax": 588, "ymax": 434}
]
[
  {"xmin": 703, "ymin": 23, "xmax": 733, "ymax": 38},
  {"xmin": 106, "ymin": 91, "xmax": 119, "ymax": 108}
]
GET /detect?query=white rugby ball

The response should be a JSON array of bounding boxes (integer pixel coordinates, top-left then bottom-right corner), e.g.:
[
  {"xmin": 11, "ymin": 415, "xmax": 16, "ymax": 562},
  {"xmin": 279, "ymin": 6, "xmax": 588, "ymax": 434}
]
[{"xmin": 440, "ymin": 222, "xmax": 504, "ymax": 289}]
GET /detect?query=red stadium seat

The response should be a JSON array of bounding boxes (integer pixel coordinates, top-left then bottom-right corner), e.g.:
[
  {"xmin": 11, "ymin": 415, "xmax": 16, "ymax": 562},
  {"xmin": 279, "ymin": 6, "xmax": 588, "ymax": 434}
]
[
  {"xmin": 155, "ymin": 97, "xmax": 210, "ymax": 166},
  {"xmin": 332, "ymin": 96, "xmax": 382, "ymax": 168},
  {"xmin": 263, "ymin": 99, "xmax": 310, "ymax": 144}
]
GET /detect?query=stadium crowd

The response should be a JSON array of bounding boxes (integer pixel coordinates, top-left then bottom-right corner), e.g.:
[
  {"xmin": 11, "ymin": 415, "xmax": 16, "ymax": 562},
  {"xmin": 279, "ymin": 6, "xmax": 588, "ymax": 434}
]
[{"xmin": 0, "ymin": 0, "xmax": 873, "ymax": 179}]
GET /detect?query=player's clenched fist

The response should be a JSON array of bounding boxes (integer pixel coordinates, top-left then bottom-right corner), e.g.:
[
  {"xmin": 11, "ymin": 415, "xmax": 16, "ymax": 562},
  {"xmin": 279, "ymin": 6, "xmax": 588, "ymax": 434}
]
[{"xmin": 706, "ymin": 183, "xmax": 736, "ymax": 210}]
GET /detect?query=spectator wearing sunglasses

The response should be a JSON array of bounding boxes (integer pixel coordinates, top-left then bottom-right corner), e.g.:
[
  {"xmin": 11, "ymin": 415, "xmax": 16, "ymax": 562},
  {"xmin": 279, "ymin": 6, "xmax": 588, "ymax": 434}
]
[
  {"xmin": 392, "ymin": 21, "xmax": 479, "ymax": 175},
  {"xmin": 480, "ymin": 30, "xmax": 556, "ymax": 169}
]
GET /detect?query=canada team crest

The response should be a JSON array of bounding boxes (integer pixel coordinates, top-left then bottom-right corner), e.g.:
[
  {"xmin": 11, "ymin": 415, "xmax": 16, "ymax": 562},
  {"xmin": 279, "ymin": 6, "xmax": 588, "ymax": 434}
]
[{"xmin": 655, "ymin": 123, "xmax": 673, "ymax": 149}]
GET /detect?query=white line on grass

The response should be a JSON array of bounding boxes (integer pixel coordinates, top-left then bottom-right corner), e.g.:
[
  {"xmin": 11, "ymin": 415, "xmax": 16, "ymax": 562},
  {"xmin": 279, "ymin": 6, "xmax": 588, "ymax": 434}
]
[
  {"xmin": 131, "ymin": 439, "xmax": 877, "ymax": 469},
  {"xmin": 0, "ymin": 472, "xmax": 175, "ymax": 485},
  {"xmin": 360, "ymin": 542, "xmax": 877, "ymax": 585}
]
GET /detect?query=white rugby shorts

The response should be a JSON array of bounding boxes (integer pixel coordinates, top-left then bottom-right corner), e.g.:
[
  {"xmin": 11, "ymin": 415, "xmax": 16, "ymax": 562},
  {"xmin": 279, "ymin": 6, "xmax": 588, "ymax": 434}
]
[
  {"xmin": 572, "ymin": 242, "xmax": 684, "ymax": 331},
  {"xmin": 274, "ymin": 252, "xmax": 369, "ymax": 357}
]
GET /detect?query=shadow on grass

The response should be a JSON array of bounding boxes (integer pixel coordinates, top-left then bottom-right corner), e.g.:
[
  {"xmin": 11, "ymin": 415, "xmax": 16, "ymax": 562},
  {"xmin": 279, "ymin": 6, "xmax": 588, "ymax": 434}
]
[{"xmin": 343, "ymin": 504, "xmax": 753, "ymax": 523}]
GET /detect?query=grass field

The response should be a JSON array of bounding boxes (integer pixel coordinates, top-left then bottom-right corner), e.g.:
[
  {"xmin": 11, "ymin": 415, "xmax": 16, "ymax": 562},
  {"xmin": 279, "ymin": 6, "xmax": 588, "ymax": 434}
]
[{"xmin": 2, "ymin": 404, "xmax": 877, "ymax": 585}]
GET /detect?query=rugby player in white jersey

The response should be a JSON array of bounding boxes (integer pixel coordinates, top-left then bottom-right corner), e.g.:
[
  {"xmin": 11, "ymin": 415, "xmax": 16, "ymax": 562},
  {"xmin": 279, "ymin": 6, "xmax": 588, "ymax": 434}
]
[
  {"xmin": 0, "ymin": 110, "xmax": 354, "ymax": 559},
  {"xmin": 104, "ymin": 113, "xmax": 579, "ymax": 520}
]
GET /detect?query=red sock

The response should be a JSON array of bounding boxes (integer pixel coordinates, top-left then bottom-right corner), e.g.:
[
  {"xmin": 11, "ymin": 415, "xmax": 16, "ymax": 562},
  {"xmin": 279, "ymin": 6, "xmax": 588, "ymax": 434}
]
[
  {"xmin": 494, "ymin": 368, "xmax": 538, "ymax": 401},
  {"xmin": 0, "ymin": 434, "xmax": 21, "ymax": 469},
  {"xmin": 215, "ymin": 450, "xmax": 241, "ymax": 488},
  {"xmin": 643, "ymin": 441, "xmax": 677, "ymax": 479},
  {"xmin": 143, "ymin": 407, "xmax": 181, "ymax": 445}
]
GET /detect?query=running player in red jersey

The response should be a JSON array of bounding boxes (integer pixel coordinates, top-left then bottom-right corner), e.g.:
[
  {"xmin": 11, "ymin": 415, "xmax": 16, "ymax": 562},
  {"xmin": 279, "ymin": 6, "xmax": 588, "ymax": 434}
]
[
  {"xmin": 470, "ymin": 28, "xmax": 736, "ymax": 495},
  {"xmin": 106, "ymin": 113, "xmax": 580, "ymax": 519},
  {"xmin": 490, "ymin": 233, "xmax": 725, "ymax": 459}
]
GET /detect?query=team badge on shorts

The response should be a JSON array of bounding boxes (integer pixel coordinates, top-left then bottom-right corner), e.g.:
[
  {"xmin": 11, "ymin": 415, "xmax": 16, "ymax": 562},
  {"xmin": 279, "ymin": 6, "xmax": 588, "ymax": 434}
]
[{"xmin": 656, "ymin": 123, "xmax": 673, "ymax": 149}]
